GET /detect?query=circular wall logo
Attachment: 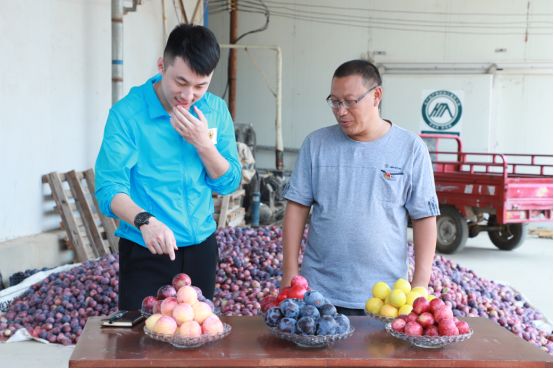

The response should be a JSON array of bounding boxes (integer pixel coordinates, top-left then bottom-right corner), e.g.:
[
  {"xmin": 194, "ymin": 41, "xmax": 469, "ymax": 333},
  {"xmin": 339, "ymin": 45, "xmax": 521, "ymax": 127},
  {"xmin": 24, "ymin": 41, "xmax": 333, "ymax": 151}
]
[{"xmin": 421, "ymin": 90, "xmax": 463, "ymax": 130}]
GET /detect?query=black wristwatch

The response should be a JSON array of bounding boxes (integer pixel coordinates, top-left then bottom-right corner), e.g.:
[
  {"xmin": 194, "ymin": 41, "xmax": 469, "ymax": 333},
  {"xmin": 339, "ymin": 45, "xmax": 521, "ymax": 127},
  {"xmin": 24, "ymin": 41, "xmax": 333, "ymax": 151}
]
[{"xmin": 134, "ymin": 212, "xmax": 153, "ymax": 229}]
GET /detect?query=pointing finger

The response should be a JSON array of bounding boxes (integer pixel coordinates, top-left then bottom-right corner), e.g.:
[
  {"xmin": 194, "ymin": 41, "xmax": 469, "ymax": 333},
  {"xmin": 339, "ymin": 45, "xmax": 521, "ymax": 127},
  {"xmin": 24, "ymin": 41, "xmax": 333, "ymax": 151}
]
[
  {"xmin": 168, "ymin": 243, "xmax": 176, "ymax": 261},
  {"xmin": 171, "ymin": 233, "xmax": 178, "ymax": 251}
]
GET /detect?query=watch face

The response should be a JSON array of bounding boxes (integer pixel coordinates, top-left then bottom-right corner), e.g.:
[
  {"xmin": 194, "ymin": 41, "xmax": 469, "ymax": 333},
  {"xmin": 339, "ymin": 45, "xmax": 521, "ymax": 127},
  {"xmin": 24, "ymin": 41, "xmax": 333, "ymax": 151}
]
[{"xmin": 135, "ymin": 212, "xmax": 152, "ymax": 228}]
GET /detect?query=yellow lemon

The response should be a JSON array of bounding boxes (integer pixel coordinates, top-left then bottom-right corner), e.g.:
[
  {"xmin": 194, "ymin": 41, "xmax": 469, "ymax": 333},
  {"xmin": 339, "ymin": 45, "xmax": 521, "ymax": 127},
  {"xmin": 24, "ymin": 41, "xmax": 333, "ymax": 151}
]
[
  {"xmin": 379, "ymin": 304, "xmax": 398, "ymax": 319},
  {"xmin": 406, "ymin": 290, "xmax": 425, "ymax": 306},
  {"xmin": 393, "ymin": 278, "xmax": 411, "ymax": 295},
  {"xmin": 398, "ymin": 304, "xmax": 413, "ymax": 316},
  {"xmin": 410, "ymin": 286, "xmax": 428, "ymax": 297},
  {"xmin": 371, "ymin": 282, "xmax": 391, "ymax": 300},
  {"xmin": 426, "ymin": 294, "xmax": 437, "ymax": 301},
  {"xmin": 388, "ymin": 289, "xmax": 407, "ymax": 308},
  {"xmin": 365, "ymin": 297, "xmax": 384, "ymax": 315}
]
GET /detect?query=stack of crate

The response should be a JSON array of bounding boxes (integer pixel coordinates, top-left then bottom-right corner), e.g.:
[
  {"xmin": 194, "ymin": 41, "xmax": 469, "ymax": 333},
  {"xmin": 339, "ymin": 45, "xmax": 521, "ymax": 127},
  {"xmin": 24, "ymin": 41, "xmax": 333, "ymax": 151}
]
[
  {"xmin": 42, "ymin": 169, "xmax": 119, "ymax": 262},
  {"xmin": 213, "ymin": 189, "xmax": 246, "ymax": 228}
]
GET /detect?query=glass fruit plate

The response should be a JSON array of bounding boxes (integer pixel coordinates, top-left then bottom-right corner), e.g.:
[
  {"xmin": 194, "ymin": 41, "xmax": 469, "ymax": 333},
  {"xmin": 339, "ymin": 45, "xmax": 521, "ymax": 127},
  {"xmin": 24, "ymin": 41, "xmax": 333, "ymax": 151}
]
[
  {"xmin": 143, "ymin": 326, "xmax": 173, "ymax": 343},
  {"xmin": 144, "ymin": 323, "xmax": 232, "ymax": 349},
  {"xmin": 365, "ymin": 311, "xmax": 394, "ymax": 324},
  {"xmin": 140, "ymin": 309, "xmax": 152, "ymax": 318},
  {"xmin": 385, "ymin": 323, "xmax": 473, "ymax": 348},
  {"xmin": 268, "ymin": 327, "xmax": 355, "ymax": 348}
]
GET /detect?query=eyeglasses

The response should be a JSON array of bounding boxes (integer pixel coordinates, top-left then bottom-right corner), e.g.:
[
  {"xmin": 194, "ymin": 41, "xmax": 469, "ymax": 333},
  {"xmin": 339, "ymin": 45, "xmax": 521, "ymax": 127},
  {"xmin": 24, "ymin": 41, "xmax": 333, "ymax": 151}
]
[{"xmin": 326, "ymin": 85, "xmax": 380, "ymax": 110}]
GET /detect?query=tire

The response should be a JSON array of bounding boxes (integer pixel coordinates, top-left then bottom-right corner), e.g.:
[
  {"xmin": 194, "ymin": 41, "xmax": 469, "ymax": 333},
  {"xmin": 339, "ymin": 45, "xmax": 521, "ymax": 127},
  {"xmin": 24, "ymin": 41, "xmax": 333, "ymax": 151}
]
[
  {"xmin": 436, "ymin": 206, "xmax": 469, "ymax": 254},
  {"xmin": 487, "ymin": 215, "xmax": 528, "ymax": 251}
]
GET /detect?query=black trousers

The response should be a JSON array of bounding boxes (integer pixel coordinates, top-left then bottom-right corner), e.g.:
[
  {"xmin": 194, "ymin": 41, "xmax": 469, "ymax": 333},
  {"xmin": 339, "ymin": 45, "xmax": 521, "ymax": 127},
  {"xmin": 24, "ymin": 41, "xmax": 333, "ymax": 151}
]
[{"xmin": 118, "ymin": 234, "xmax": 219, "ymax": 310}]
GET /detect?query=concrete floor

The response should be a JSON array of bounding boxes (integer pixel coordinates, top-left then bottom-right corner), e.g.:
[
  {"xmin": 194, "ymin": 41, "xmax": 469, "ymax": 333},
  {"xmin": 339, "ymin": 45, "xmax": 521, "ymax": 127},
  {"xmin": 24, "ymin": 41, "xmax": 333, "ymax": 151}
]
[{"xmin": 0, "ymin": 233, "xmax": 552, "ymax": 367}]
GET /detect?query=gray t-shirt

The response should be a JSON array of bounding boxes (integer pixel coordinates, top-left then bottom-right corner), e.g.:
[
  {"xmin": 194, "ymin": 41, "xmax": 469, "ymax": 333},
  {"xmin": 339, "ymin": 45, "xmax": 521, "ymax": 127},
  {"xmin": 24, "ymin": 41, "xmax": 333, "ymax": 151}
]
[{"xmin": 283, "ymin": 123, "xmax": 440, "ymax": 309}]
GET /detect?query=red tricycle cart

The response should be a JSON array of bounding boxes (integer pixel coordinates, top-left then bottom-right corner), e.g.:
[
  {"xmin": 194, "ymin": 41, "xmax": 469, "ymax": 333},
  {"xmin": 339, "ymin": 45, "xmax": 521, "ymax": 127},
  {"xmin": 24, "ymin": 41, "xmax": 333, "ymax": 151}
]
[{"xmin": 421, "ymin": 134, "xmax": 552, "ymax": 254}]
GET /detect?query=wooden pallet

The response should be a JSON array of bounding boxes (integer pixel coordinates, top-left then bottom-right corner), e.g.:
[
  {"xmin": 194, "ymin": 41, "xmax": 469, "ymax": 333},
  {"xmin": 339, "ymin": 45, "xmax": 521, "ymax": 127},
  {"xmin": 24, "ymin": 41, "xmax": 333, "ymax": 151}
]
[
  {"xmin": 42, "ymin": 169, "xmax": 118, "ymax": 262},
  {"xmin": 529, "ymin": 228, "xmax": 553, "ymax": 239},
  {"xmin": 213, "ymin": 189, "xmax": 246, "ymax": 228}
]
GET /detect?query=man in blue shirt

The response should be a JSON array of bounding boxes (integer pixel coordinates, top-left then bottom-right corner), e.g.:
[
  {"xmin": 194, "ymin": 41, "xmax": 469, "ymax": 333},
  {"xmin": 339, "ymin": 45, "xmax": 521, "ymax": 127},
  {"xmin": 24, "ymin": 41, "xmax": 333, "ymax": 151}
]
[
  {"xmin": 95, "ymin": 24, "xmax": 241, "ymax": 310},
  {"xmin": 282, "ymin": 60, "xmax": 438, "ymax": 315}
]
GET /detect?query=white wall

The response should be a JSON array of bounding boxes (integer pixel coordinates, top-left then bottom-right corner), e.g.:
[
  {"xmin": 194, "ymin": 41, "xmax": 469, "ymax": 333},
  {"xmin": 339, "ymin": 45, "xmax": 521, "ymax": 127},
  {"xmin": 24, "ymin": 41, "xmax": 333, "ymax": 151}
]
[
  {"xmin": 0, "ymin": 0, "xmax": 193, "ymax": 241},
  {"xmin": 207, "ymin": 0, "xmax": 553, "ymax": 169},
  {"xmin": 381, "ymin": 75, "xmax": 495, "ymax": 152},
  {"xmin": 0, "ymin": 0, "xmax": 551, "ymax": 242}
]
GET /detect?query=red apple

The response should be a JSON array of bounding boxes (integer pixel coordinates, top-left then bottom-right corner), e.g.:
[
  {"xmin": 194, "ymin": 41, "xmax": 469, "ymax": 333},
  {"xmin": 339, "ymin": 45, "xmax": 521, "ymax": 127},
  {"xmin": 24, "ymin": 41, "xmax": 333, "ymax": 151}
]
[
  {"xmin": 429, "ymin": 298, "xmax": 446, "ymax": 313},
  {"xmin": 404, "ymin": 321, "xmax": 423, "ymax": 336},
  {"xmin": 172, "ymin": 273, "xmax": 192, "ymax": 290},
  {"xmin": 288, "ymin": 285, "xmax": 307, "ymax": 300},
  {"xmin": 276, "ymin": 288, "xmax": 290, "ymax": 304},
  {"xmin": 157, "ymin": 285, "xmax": 177, "ymax": 300},
  {"xmin": 416, "ymin": 312, "xmax": 435, "ymax": 328},
  {"xmin": 406, "ymin": 312, "xmax": 418, "ymax": 322},
  {"xmin": 141, "ymin": 295, "xmax": 158, "ymax": 314},
  {"xmin": 260, "ymin": 295, "xmax": 277, "ymax": 313},
  {"xmin": 290, "ymin": 275, "xmax": 309, "ymax": 289},
  {"xmin": 438, "ymin": 319, "xmax": 459, "ymax": 336},
  {"xmin": 434, "ymin": 306, "xmax": 454, "ymax": 323},
  {"xmin": 424, "ymin": 326, "xmax": 439, "ymax": 336},
  {"xmin": 455, "ymin": 320, "xmax": 471, "ymax": 334},
  {"xmin": 412, "ymin": 296, "xmax": 430, "ymax": 314},
  {"xmin": 391, "ymin": 318, "xmax": 406, "ymax": 333}
]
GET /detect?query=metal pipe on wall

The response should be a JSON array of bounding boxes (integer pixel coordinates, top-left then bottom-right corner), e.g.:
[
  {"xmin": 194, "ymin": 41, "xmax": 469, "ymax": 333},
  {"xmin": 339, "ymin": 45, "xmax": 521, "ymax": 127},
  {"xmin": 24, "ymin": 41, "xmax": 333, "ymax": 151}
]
[
  {"xmin": 219, "ymin": 44, "xmax": 283, "ymax": 171},
  {"xmin": 377, "ymin": 62, "xmax": 552, "ymax": 75},
  {"xmin": 162, "ymin": 0, "xmax": 168, "ymax": 41},
  {"xmin": 111, "ymin": 0, "xmax": 124, "ymax": 105},
  {"xmin": 228, "ymin": 0, "xmax": 238, "ymax": 119}
]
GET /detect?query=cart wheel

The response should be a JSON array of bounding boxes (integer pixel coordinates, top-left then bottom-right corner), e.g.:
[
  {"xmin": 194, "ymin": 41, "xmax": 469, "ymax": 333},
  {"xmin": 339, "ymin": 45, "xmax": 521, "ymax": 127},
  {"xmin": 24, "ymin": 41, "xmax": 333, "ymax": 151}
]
[
  {"xmin": 436, "ymin": 206, "xmax": 468, "ymax": 254},
  {"xmin": 487, "ymin": 216, "xmax": 528, "ymax": 251}
]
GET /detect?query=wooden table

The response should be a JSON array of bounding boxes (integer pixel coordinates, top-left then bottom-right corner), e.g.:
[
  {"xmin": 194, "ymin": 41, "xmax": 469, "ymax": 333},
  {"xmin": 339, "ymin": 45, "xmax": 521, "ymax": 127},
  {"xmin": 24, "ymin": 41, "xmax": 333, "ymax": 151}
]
[{"xmin": 69, "ymin": 316, "xmax": 553, "ymax": 367}]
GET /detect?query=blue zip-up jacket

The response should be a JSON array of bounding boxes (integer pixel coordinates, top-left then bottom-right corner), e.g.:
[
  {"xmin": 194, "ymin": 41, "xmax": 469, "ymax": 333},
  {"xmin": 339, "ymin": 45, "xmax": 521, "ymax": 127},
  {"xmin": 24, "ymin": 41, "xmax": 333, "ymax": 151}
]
[{"xmin": 95, "ymin": 74, "xmax": 241, "ymax": 247}]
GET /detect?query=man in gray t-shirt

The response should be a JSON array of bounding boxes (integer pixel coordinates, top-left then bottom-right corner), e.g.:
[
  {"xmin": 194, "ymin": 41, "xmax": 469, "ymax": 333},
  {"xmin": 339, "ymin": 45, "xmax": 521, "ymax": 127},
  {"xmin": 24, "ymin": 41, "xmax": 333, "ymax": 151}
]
[{"xmin": 281, "ymin": 60, "xmax": 439, "ymax": 314}]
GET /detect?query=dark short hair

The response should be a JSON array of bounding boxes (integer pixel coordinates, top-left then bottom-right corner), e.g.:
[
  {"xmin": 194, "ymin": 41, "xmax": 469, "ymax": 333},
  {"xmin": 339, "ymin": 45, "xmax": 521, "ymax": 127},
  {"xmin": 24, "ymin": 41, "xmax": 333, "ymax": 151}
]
[
  {"xmin": 333, "ymin": 60, "xmax": 382, "ymax": 87},
  {"xmin": 163, "ymin": 24, "xmax": 220, "ymax": 76}
]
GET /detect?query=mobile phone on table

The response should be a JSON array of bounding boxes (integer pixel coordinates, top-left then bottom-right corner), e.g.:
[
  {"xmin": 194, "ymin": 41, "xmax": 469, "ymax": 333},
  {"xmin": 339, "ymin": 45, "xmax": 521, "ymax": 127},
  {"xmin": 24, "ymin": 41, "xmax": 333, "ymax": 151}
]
[{"xmin": 101, "ymin": 310, "xmax": 145, "ymax": 328}]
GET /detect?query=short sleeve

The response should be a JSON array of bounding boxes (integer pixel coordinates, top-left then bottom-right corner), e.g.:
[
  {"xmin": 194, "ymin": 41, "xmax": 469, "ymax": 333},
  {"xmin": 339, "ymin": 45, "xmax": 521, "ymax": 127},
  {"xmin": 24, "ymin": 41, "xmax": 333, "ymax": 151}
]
[
  {"xmin": 405, "ymin": 137, "xmax": 440, "ymax": 219},
  {"xmin": 283, "ymin": 136, "xmax": 314, "ymax": 206}
]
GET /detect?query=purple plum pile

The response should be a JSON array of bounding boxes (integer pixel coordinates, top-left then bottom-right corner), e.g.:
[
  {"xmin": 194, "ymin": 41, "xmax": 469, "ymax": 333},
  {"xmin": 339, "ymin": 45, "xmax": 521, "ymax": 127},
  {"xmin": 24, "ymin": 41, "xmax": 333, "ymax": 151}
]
[
  {"xmin": 0, "ymin": 254, "xmax": 119, "ymax": 345},
  {"xmin": 213, "ymin": 226, "xmax": 306, "ymax": 316}
]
